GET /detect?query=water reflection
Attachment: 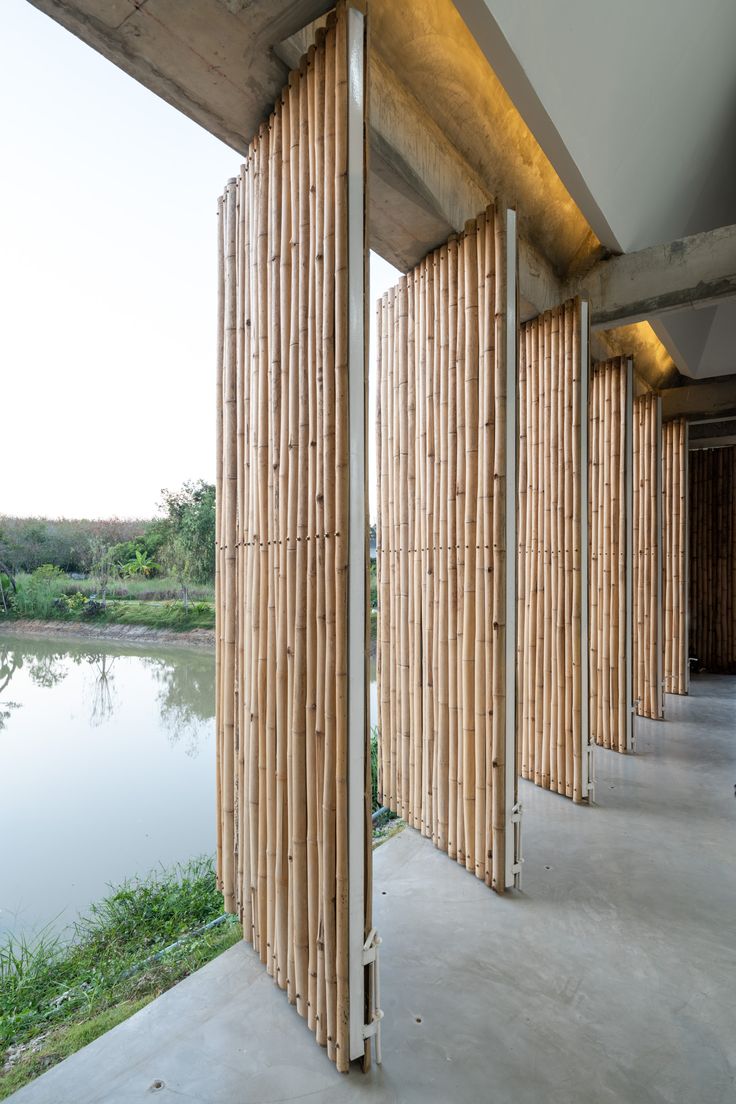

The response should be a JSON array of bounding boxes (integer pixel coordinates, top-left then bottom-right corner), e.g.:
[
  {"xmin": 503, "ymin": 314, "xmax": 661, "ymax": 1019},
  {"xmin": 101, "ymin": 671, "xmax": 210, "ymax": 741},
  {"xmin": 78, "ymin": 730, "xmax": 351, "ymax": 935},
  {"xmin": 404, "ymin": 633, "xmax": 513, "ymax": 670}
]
[
  {"xmin": 0, "ymin": 632, "xmax": 216, "ymax": 938},
  {"xmin": 0, "ymin": 638, "xmax": 215, "ymax": 741},
  {"xmin": 144, "ymin": 653, "xmax": 216, "ymax": 756}
]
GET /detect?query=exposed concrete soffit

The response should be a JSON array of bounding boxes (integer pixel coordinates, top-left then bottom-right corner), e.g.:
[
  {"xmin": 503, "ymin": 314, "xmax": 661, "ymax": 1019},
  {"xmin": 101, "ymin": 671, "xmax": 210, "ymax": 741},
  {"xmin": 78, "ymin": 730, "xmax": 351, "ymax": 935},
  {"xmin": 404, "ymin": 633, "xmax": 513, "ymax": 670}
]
[
  {"xmin": 26, "ymin": 0, "xmax": 334, "ymax": 152},
  {"xmin": 661, "ymin": 375, "xmax": 736, "ymax": 422},
  {"xmin": 29, "ymin": 0, "xmax": 732, "ymax": 391},
  {"xmin": 688, "ymin": 416, "xmax": 736, "ymax": 450}
]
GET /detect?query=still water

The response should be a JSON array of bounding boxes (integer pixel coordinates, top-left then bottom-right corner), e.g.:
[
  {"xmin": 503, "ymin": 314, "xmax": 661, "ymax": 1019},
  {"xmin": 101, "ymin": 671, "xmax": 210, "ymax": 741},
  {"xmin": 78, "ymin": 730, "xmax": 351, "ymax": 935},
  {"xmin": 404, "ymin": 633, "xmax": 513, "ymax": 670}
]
[
  {"xmin": 0, "ymin": 633, "xmax": 216, "ymax": 941},
  {"xmin": 0, "ymin": 633, "xmax": 379, "ymax": 942}
]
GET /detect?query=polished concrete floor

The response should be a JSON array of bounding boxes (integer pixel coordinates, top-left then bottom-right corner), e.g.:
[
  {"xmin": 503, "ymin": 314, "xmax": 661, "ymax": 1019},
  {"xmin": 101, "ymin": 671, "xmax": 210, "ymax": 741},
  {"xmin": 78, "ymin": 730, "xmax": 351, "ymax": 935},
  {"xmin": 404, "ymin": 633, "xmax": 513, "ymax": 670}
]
[{"xmin": 10, "ymin": 675, "xmax": 735, "ymax": 1104}]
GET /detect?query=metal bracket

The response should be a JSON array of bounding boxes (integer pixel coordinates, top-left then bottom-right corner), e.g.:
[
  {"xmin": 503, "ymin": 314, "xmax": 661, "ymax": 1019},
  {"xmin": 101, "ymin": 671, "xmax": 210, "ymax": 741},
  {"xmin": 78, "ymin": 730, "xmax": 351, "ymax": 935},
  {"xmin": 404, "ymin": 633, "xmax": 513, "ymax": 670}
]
[
  {"xmin": 630, "ymin": 698, "xmax": 640, "ymax": 752},
  {"xmin": 361, "ymin": 928, "xmax": 384, "ymax": 1065},
  {"xmin": 510, "ymin": 801, "xmax": 523, "ymax": 888},
  {"xmin": 586, "ymin": 742, "xmax": 596, "ymax": 802}
]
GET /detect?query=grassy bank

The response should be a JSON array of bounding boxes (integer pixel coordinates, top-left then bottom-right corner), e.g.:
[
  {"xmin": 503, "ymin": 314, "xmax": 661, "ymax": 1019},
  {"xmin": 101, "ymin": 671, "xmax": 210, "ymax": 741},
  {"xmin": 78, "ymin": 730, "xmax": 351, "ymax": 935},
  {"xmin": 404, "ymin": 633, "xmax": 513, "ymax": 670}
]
[
  {"xmin": 2, "ymin": 571, "xmax": 214, "ymax": 632},
  {"xmin": 0, "ymin": 859, "xmax": 240, "ymax": 1099}
]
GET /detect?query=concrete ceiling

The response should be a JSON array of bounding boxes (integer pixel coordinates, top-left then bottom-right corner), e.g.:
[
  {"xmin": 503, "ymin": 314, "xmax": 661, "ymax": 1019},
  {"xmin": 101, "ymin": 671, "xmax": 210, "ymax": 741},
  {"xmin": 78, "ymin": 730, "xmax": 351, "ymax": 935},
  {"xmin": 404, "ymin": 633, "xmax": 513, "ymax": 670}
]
[
  {"xmin": 26, "ymin": 0, "xmax": 736, "ymax": 392},
  {"xmin": 455, "ymin": 0, "xmax": 736, "ymax": 378}
]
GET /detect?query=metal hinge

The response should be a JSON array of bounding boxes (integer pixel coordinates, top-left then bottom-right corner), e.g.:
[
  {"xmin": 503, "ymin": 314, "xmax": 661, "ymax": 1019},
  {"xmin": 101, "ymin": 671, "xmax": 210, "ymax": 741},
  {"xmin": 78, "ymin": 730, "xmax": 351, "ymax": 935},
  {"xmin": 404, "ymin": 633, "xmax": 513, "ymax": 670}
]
[
  {"xmin": 586, "ymin": 742, "xmax": 596, "ymax": 802},
  {"xmin": 510, "ymin": 801, "xmax": 523, "ymax": 888},
  {"xmin": 362, "ymin": 928, "xmax": 384, "ymax": 1065}
]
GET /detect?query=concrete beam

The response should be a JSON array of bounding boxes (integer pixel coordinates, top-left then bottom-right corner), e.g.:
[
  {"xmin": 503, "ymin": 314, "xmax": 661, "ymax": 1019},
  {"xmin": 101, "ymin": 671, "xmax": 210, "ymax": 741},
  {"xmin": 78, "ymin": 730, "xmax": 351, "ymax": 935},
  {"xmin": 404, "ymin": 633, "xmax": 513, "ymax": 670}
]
[
  {"xmin": 571, "ymin": 224, "xmax": 736, "ymax": 329},
  {"xmin": 27, "ymin": 0, "xmax": 334, "ymax": 153},
  {"xmin": 367, "ymin": 56, "xmax": 562, "ymax": 321},
  {"xmin": 661, "ymin": 375, "xmax": 736, "ymax": 422},
  {"xmin": 690, "ymin": 435, "xmax": 736, "ymax": 449}
]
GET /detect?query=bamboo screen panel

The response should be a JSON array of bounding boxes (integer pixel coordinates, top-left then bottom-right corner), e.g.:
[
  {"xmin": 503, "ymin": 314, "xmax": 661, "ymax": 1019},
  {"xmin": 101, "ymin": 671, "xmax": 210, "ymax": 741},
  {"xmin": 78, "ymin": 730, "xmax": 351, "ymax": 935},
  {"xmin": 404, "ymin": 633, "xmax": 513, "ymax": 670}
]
[
  {"xmin": 690, "ymin": 446, "xmax": 736, "ymax": 673},
  {"xmin": 518, "ymin": 300, "xmax": 590, "ymax": 802},
  {"xmin": 376, "ymin": 208, "xmax": 516, "ymax": 892},
  {"xmin": 662, "ymin": 418, "xmax": 689, "ymax": 694},
  {"xmin": 589, "ymin": 358, "xmax": 629, "ymax": 751},
  {"xmin": 215, "ymin": 7, "xmax": 367, "ymax": 1071},
  {"xmin": 632, "ymin": 393, "xmax": 663, "ymax": 719}
]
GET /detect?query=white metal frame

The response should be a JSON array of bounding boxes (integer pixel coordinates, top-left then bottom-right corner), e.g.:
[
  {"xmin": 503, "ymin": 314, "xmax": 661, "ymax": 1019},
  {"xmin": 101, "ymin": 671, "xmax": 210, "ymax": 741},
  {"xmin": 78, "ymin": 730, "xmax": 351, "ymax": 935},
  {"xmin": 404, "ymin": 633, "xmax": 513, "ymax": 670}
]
[
  {"xmin": 504, "ymin": 207, "xmax": 522, "ymax": 889},
  {"xmin": 624, "ymin": 358, "xmax": 634, "ymax": 748},
  {"xmin": 346, "ymin": 1, "xmax": 368, "ymax": 1064},
  {"xmin": 579, "ymin": 300, "xmax": 593, "ymax": 798}
]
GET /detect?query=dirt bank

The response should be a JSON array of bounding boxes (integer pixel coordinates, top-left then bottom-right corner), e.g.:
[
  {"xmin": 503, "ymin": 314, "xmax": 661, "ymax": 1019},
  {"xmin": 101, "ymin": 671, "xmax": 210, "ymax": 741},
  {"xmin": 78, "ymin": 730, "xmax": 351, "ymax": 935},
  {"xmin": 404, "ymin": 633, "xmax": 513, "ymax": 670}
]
[{"xmin": 0, "ymin": 619, "xmax": 215, "ymax": 651}]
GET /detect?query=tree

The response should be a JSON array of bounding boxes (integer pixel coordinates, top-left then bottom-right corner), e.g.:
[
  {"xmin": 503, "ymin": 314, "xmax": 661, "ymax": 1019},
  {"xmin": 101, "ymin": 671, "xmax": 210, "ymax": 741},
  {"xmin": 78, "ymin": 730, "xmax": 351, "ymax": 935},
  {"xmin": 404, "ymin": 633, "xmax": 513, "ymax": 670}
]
[
  {"xmin": 88, "ymin": 537, "xmax": 117, "ymax": 609},
  {"xmin": 159, "ymin": 480, "xmax": 216, "ymax": 592}
]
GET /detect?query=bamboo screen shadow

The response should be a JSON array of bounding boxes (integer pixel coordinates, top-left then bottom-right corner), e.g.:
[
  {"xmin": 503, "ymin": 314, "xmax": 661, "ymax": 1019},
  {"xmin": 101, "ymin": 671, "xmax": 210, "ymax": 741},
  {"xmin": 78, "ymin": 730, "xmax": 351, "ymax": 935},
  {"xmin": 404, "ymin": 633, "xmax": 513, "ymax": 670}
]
[
  {"xmin": 215, "ymin": 6, "xmax": 371, "ymax": 1072},
  {"xmin": 376, "ymin": 208, "xmax": 519, "ymax": 892},
  {"xmin": 633, "ymin": 393, "xmax": 663, "ymax": 719},
  {"xmin": 517, "ymin": 300, "xmax": 592, "ymax": 801},
  {"xmin": 662, "ymin": 418, "xmax": 689, "ymax": 694},
  {"xmin": 689, "ymin": 445, "xmax": 736, "ymax": 673},
  {"xmin": 589, "ymin": 358, "xmax": 631, "ymax": 752}
]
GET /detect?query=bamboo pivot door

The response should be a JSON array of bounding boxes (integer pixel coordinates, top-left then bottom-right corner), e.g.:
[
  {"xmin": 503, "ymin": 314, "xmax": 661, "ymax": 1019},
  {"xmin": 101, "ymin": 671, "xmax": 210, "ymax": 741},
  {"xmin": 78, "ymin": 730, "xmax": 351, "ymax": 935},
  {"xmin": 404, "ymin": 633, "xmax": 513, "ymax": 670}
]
[
  {"xmin": 215, "ymin": 4, "xmax": 375, "ymax": 1071},
  {"xmin": 662, "ymin": 418, "xmax": 689, "ymax": 694},
  {"xmin": 689, "ymin": 445, "xmax": 736, "ymax": 673},
  {"xmin": 633, "ymin": 393, "xmax": 664, "ymax": 719},
  {"xmin": 517, "ymin": 299, "xmax": 593, "ymax": 801},
  {"xmin": 376, "ymin": 207, "xmax": 522, "ymax": 893},
  {"xmin": 589, "ymin": 357, "xmax": 634, "ymax": 752}
]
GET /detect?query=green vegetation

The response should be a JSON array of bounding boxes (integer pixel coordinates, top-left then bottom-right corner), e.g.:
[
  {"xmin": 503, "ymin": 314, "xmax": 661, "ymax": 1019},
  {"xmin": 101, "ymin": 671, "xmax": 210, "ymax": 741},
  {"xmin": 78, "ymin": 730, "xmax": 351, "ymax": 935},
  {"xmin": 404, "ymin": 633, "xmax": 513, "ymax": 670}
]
[
  {"xmin": 0, "ymin": 481, "xmax": 217, "ymax": 632},
  {"xmin": 3, "ymin": 568, "xmax": 214, "ymax": 632},
  {"xmin": 0, "ymin": 518, "xmax": 148, "ymax": 577},
  {"xmin": 0, "ymin": 859, "xmax": 240, "ymax": 1100}
]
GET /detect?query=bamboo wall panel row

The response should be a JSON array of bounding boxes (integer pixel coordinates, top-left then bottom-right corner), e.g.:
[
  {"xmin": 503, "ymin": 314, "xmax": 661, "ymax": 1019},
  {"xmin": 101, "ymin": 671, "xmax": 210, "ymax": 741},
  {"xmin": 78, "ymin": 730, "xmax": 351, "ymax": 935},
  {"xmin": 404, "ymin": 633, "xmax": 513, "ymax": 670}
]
[
  {"xmin": 690, "ymin": 446, "xmax": 736, "ymax": 673},
  {"xmin": 632, "ymin": 393, "xmax": 662, "ymax": 719},
  {"xmin": 518, "ymin": 300, "xmax": 589, "ymax": 800},
  {"xmin": 589, "ymin": 358, "xmax": 629, "ymax": 751},
  {"xmin": 215, "ymin": 7, "xmax": 366, "ymax": 1070},
  {"xmin": 662, "ymin": 418, "xmax": 689, "ymax": 694},
  {"xmin": 376, "ymin": 208, "xmax": 515, "ymax": 892}
]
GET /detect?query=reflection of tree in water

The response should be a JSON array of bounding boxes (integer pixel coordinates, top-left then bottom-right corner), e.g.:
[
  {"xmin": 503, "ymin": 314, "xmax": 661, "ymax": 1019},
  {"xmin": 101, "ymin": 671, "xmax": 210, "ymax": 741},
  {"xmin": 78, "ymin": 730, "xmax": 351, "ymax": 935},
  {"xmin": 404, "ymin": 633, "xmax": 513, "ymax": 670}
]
[
  {"xmin": 143, "ymin": 653, "xmax": 215, "ymax": 757},
  {"xmin": 0, "ymin": 699, "xmax": 20, "ymax": 731},
  {"xmin": 0, "ymin": 643, "xmax": 70, "ymax": 730},
  {"xmin": 84, "ymin": 653, "xmax": 118, "ymax": 727},
  {"xmin": 0, "ymin": 641, "xmax": 117, "ymax": 728},
  {"xmin": 0, "ymin": 639, "xmax": 215, "ymax": 744},
  {"xmin": 0, "ymin": 643, "xmax": 69, "ymax": 692},
  {"xmin": 0, "ymin": 647, "xmax": 22, "ymax": 695}
]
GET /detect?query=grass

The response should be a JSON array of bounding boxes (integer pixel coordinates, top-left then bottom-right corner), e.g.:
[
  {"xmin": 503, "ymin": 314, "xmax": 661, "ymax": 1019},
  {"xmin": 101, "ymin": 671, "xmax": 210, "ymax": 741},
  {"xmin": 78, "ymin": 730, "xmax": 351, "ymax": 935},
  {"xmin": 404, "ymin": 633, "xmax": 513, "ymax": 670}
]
[
  {"xmin": 0, "ymin": 858, "xmax": 240, "ymax": 1099},
  {"xmin": 94, "ymin": 599, "xmax": 214, "ymax": 631}
]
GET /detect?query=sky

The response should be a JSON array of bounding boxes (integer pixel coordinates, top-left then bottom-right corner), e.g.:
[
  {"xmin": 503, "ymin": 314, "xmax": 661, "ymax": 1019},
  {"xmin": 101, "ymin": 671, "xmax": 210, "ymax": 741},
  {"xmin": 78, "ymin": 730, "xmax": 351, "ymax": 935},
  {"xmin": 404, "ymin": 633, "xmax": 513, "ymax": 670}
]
[{"xmin": 0, "ymin": 0, "xmax": 398, "ymax": 521}]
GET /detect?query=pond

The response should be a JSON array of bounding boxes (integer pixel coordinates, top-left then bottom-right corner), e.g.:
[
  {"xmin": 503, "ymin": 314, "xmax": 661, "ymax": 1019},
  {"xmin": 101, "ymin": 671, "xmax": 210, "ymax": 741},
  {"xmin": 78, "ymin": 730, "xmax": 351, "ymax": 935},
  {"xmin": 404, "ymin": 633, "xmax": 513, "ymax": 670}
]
[
  {"xmin": 0, "ymin": 632, "xmax": 379, "ymax": 943},
  {"xmin": 0, "ymin": 632, "xmax": 216, "ymax": 942}
]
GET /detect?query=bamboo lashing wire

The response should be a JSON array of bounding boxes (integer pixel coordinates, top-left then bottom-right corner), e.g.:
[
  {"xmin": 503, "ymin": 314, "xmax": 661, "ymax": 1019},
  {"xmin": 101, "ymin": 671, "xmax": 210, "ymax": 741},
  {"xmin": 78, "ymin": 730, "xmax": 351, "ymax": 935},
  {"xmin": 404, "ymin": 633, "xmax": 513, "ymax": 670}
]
[
  {"xmin": 375, "ymin": 207, "xmax": 514, "ymax": 890},
  {"xmin": 689, "ymin": 445, "xmax": 736, "ymax": 673},
  {"xmin": 517, "ymin": 300, "xmax": 588, "ymax": 800},
  {"xmin": 589, "ymin": 358, "xmax": 629, "ymax": 750},
  {"xmin": 662, "ymin": 418, "xmax": 688, "ymax": 694},
  {"xmin": 632, "ymin": 393, "xmax": 662, "ymax": 718},
  {"xmin": 214, "ymin": 6, "xmax": 367, "ymax": 1072}
]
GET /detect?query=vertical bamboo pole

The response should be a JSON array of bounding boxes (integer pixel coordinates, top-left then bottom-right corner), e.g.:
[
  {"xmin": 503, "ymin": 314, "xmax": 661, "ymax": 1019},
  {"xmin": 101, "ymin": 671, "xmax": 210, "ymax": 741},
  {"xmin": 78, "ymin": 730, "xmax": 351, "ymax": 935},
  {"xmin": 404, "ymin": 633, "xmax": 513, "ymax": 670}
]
[
  {"xmin": 320, "ymin": 15, "xmax": 337, "ymax": 1062},
  {"xmin": 462, "ymin": 221, "xmax": 478, "ymax": 875},
  {"xmin": 446, "ymin": 239, "xmax": 458, "ymax": 862},
  {"xmin": 333, "ymin": 4, "xmax": 350, "ymax": 1065}
]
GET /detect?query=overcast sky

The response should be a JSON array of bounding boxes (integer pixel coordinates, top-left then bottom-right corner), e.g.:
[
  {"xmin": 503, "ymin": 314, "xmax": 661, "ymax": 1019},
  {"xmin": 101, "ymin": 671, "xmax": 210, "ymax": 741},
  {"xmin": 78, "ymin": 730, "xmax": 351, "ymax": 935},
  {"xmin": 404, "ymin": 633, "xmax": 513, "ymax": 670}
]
[{"xmin": 0, "ymin": 0, "xmax": 398, "ymax": 521}]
